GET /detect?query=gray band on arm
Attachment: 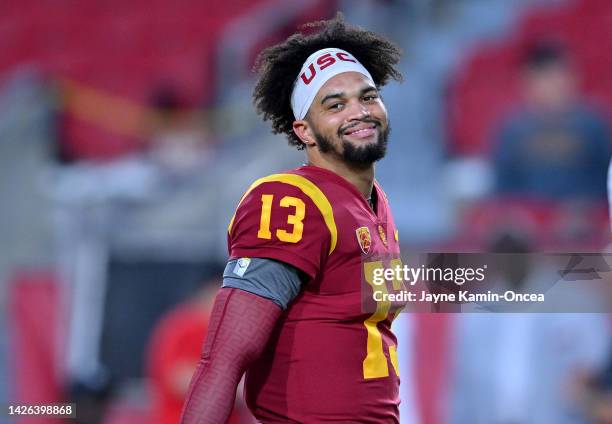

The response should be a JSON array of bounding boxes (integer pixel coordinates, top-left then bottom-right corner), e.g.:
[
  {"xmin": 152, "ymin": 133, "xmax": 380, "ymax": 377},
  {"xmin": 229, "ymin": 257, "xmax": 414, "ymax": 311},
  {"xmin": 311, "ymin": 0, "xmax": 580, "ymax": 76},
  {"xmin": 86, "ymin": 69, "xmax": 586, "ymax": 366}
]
[{"xmin": 222, "ymin": 258, "xmax": 303, "ymax": 310}]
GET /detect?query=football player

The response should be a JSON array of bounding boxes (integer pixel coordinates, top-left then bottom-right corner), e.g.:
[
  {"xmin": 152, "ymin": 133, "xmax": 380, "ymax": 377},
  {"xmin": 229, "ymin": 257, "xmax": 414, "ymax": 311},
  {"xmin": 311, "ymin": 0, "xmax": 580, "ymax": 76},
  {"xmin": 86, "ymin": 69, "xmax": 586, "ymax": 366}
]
[{"xmin": 181, "ymin": 14, "xmax": 405, "ymax": 423}]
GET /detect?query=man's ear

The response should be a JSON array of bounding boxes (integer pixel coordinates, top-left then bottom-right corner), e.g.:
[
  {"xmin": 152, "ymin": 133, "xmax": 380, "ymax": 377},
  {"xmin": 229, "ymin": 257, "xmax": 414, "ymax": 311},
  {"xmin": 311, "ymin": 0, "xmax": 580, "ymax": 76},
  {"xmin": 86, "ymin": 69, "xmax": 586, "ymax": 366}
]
[{"xmin": 292, "ymin": 120, "xmax": 316, "ymax": 147}]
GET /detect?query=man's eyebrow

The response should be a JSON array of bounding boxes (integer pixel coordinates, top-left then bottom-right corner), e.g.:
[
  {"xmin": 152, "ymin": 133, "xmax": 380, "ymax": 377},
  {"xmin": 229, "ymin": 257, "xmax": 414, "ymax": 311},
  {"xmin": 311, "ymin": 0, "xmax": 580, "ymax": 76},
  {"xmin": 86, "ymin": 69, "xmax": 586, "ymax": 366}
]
[
  {"xmin": 320, "ymin": 86, "xmax": 378, "ymax": 105},
  {"xmin": 320, "ymin": 92, "xmax": 344, "ymax": 105},
  {"xmin": 361, "ymin": 86, "xmax": 378, "ymax": 95}
]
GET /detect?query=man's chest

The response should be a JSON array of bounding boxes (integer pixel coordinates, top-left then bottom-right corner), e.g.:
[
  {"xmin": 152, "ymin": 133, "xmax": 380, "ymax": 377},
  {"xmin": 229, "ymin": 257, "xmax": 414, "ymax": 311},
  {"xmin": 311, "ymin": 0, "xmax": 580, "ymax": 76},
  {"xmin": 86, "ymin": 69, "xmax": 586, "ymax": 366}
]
[{"xmin": 312, "ymin": 203, "xmax": 400, "ymax": 295}]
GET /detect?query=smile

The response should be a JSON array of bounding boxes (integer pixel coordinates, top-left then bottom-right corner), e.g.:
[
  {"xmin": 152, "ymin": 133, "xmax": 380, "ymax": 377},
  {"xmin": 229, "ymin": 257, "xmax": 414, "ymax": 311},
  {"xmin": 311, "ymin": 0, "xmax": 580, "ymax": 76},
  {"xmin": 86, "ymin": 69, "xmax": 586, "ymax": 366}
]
[{"xmin": 343, "ymin": 124, "xmax": 377, "ymax": 139}]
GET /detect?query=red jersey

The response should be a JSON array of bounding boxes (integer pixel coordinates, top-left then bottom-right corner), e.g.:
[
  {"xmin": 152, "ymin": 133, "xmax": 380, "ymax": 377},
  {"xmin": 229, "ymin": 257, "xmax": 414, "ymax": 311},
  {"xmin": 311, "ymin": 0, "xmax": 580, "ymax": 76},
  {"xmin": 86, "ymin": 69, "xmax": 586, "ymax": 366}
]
[{"xmin": 228, "ymin": 165, "xmax": 404, "ymax": 423}]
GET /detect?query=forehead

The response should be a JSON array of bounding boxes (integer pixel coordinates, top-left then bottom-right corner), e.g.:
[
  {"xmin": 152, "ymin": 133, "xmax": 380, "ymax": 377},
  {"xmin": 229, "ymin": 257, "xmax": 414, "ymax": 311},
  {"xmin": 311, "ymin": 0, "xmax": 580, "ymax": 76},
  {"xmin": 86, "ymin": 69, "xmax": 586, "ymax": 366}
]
[{"xmin": 314, "ymin": 72, "xmax": 376, "ymax": 101}]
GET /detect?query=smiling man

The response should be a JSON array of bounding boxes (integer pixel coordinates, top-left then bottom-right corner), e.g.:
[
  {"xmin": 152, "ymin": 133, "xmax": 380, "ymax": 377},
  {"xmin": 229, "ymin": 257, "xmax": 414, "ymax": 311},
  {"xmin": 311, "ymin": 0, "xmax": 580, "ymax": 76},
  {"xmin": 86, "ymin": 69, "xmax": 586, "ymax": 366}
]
[{"xmin": 180, "ymin": 15, "xmax": 404, "ymax": 423}]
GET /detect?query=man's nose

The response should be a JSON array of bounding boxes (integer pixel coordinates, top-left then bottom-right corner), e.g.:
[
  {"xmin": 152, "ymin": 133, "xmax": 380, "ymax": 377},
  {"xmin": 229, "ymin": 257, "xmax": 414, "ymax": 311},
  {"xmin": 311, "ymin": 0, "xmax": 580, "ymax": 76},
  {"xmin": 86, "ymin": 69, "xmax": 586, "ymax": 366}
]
[{"xmin": 346, "ymin": 100, "xmax": 370, "ymax": 120}]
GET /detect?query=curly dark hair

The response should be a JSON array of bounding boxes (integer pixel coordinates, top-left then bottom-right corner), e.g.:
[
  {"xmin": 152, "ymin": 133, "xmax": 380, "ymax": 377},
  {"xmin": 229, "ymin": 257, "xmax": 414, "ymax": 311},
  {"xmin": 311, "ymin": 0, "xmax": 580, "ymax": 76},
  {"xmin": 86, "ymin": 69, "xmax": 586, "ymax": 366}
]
[{"xmin": 253, "ymin": 13, "xmax": 403, "ymax": 150}]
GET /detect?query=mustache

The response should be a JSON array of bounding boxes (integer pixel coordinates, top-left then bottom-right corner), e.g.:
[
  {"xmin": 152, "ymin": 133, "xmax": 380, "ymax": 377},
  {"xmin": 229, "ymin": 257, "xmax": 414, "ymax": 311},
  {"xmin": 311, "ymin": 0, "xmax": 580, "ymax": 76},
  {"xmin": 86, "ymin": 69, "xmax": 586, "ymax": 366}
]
[{"xmin": 338, "ymin": 118, "xmax": 382, "ymax": 136}]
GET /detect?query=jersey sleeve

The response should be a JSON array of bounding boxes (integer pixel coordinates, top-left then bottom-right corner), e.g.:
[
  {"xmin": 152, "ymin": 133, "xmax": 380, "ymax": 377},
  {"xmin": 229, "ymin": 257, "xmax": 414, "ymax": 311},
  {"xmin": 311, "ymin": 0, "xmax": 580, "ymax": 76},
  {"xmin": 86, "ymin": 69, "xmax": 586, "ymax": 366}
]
[{"xmin": 227, "ymin": 176, "xmax": 335, "ymax": 279}]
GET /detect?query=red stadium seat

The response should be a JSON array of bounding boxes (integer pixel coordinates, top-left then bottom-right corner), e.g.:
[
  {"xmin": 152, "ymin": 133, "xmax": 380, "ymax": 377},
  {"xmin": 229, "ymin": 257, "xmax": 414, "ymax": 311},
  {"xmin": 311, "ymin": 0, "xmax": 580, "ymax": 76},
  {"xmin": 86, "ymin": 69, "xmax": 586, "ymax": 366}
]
[
  {"xmin": 8, "ymin": 270, "xmax": 66, "ymax": 424},
  {"xmin": 453, "ymin": 198, "xmax": 609, "ymax": 251},
  {"xmin": 448, "ymin": 0, "xmax": 612, "ymax": 155},
  {"xmin": 0, "ymin": 0, "xmax": 336, "ymax": 160}
]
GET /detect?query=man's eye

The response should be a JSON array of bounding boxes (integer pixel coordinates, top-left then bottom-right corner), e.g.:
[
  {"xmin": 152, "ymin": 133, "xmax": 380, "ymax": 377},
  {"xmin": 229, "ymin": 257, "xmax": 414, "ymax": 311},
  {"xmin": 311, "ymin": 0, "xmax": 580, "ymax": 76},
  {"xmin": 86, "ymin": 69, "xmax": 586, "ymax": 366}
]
[
  {"xmin": 363, "ymin": 95, "xmax": 378, "ymax": 102},
  {"xmin": 329, "ymin": 103, "xmax": 344, "ymax": 110}
]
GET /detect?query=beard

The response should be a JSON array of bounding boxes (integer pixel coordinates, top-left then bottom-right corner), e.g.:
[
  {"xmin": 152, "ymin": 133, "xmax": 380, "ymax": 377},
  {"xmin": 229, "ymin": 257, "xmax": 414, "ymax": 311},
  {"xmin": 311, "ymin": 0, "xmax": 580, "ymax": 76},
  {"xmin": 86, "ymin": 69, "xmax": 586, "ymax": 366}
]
[{"xmin": 313, "ymin": 119, "xmax": 390, "ymax": 166}]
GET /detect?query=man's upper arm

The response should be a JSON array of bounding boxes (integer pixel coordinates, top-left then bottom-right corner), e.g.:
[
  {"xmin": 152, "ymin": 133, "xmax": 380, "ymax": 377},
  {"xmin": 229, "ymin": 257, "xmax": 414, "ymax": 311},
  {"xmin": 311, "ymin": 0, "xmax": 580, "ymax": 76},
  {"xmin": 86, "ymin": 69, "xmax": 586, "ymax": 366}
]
[
  {"xmin": 227, "ymin": 175, "xmax": 336, "ymax": 279},
  {"xmin": 222, "ymin": 258, "xmax": 304, "ymax": 310}
]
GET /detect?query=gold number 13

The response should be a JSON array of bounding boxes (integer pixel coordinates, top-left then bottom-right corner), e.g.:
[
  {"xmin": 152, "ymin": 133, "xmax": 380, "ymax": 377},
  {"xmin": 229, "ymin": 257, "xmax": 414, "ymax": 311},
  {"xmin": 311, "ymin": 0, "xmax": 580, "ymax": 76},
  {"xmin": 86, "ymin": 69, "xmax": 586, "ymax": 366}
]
[{"xmin": 257, "ymin": 194, "xmax": 305, "ymax": 243}]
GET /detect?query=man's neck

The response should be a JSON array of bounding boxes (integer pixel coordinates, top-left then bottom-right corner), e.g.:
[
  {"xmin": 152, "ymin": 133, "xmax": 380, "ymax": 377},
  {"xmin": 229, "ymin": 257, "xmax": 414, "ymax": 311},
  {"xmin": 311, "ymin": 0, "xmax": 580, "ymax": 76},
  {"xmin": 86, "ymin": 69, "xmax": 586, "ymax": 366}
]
[{"xmin": 308, "ymin": 155, "xmax": 374, "ymax": 199}]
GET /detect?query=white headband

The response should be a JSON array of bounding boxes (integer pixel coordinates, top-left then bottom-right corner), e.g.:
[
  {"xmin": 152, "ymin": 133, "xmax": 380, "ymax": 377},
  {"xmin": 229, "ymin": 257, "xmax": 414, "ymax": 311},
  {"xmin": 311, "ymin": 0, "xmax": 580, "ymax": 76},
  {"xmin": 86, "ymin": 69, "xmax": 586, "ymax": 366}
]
[{"xmin": 290, "ymin": 48, "xmax": 374, "ymax": 120}]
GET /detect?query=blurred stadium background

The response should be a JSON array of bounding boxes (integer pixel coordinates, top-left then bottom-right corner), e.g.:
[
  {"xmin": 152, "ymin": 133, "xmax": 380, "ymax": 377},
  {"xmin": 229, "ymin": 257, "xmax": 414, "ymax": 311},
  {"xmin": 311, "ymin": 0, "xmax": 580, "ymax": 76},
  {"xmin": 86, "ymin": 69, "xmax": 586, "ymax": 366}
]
[{"xmin": 1, "ymin": 0, "xmax": 612, "ymax": 423}]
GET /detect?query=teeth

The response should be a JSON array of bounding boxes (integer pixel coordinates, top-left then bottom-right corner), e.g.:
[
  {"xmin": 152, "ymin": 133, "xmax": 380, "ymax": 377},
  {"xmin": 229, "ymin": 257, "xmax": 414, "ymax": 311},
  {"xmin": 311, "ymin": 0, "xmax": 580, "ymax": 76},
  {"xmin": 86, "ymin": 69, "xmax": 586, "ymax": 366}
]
[{"xmin": 348, "ymin": 126, "xmax": 374, "ymax": 135}]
